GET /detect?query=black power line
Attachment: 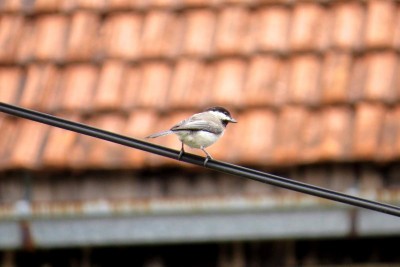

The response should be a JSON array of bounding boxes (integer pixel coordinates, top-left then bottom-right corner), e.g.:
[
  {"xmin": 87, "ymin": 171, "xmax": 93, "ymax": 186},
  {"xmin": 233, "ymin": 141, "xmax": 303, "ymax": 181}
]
[{"xmin": 1, "ymin": 102, "xmax": 400, "ymax": 217}]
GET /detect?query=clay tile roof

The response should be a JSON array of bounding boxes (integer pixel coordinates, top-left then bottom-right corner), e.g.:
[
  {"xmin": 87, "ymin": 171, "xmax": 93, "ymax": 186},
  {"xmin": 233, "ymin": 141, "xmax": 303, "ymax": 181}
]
[
  {"xmin": 256, "ymin": 6, "xmax": 290, "ymax": 53},
  {"xmin": 66, "ymin": 11, "xmax": 101, "ymax": 61},
  {"xmin": 102, "ymin": 13, "xmax": 142, "ymax": 60},
  {"xmin": 19, "ymin": 64, "xmax": 61, "ymax": 112},
  {"xmin": 60, "ymin": 64, "xmax": 98, "ymax": 112},
  {"xmin": 320, "ymin": 107, "xmax": 352, "ymax": 161},
  {"xmin": 331, "ymin": 2, "xmax": 364, "ymax": 50},
  {"xmin": 243, "ymin": 55, "xmax": 281, "ymax": 107},
  {"xmin": 353, "ymin": 103, "xmax": 386, "ymax": 160},
  {"xmin": 215, "ymin": 6, "xmax": 253, "ymax": 55},
  {"xmin": 94, "ymin": 61, "xmax": 126, "ymax": 111},
  {"xmin": 182, "ymin": 9, "xmax": 215, "ymax": 57},
  {"xmin": 364, "ymin": 51, "xmax": 398, "ymax": 103},
  {"xmin": 0, "ymin": 117, "xmax": 17, "ymax": 168},
  {"xmin": 42, "ymin": 114, "xmax": 79, "ymax": 168},
  {"xmin": 378, "ymin": 106, "xmax": 400, "ymax": 161},
  {"xmin": 140, "ymin": 10, "xmax": 182, "ymax": 58},
  {"xmin": 211, "ymin": 58, "xmax": 245, "ymax": 107},
  {"xmin": 137, "ymin": 61, "xmax": 171, "ymax": 109},
  {"xmin": 168, "ymin": 59, "xmax": 210, "ymax": 108},
  {"xmin": 0, "ymin": 67, "xmax": 22, "ymax": 104},
  {"xmin": 289, "ymin": 54, "xmax": 321, "ymax": 106},
  {"xmin": 84, "ymin": 114, "xmax": 126, "ymax": 168},
  {"xmin": 0, "ymin": 15, "xmax": 24, "ymax": 63},
  {"xmin": 7, "ymin": 120, "xmax": 49, "ymax": 169},
  {"xmin": 33, "ymin": 15, "xmax": 68, "ymax": 61},
  {"xmin": 321, "ymin": 52, "xmax": 352, "ymax": 104},
  {"xmin": 1, "ymin": 0, "xmax": 400, "ymax": 170},
  {"xmin": 365, "ymin": 0, "xmax": 397, "ymax": 49},
  {"xmin": 289, "ymin": 2, "xmax": 327, "ymax": 52}
]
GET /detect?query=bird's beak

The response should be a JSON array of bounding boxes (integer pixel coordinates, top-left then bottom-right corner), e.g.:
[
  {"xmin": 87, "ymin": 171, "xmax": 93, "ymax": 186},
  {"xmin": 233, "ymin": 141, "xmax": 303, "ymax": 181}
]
[{"xmin": 230, "ymin": 118, "xmax": 237, "ymax": 123}]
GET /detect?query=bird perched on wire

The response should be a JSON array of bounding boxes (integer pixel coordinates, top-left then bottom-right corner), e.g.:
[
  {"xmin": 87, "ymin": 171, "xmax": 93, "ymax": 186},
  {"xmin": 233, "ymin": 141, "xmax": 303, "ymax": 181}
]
[{"xmin": 146, "ymin": 106, "xmax": 237, "ymax": 166}]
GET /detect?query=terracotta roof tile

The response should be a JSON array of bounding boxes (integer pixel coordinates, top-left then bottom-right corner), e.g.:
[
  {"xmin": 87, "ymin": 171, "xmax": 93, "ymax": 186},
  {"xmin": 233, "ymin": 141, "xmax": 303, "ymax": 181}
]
[
  {"xmin": 256, "ymin": 6, "xmax": 290, "ymax": 53},
  {"xmin": 67, "ymin": 134, "xmax": 92, "ymax": 169},
  {"xmin": 353, "ymin": 103, "xmax": 385, "ymax": 159},
  {"xmin": 66, "ymin": 11, "xmax": 100, "ymax": 61},
  {"xmin": 69, "ymin": 0, "xmax": 106, "ymax": 11},
  {"xmin": 348, "ymin": 55, "xmax": 367, "ymax": 103},
  {"xmin": 364, "ymin": 51, "xmax": 398, "ymax": 103},
  {"xmin": 67, "ymin": 114, "xmax": 122, "ymax": 169},
  {"xmin": 140, "ymin": 10, "xmax": 182, "ymax": 58},
  {"xmin": 168, "ymin": 59, "xmax": 210, "ymax": 109},
  {"xmin": 34, "ymin": 0, "xmax": 63, "ymax": 12},
  {"xmin": 123, "ymin": 110, "xmax": 159, "ymax": 167},
  {"xmin": 0, "ymin": 67, "xmax": 22, "ymax": 104},
  {"xmin": 365, "ymin": 0, "xmax": 396, "ymax": 49},
  {"xmin": 42, "ymin": 114, "xmax": 79, "ymax": 168},
  {"xmin": 211, "ymin": 58, "xmax": 245, "ymax": 107},
  {"xmin": 393, "ymin": 5, "xmax": 400, "ymax": 49},
  {"xmin": 378, "ymin": 107, "xmax": 400, "ymax": 161},
  {"xmin": 274, "ymin": 106, "xmax": 309, "ymax": 165},
  {"xmin": 19, "ymin": 64, "xmax": 61, "ymax": 111},
  {"xmin": 234, "ymin": 109, "xmax": 276, "ymax": 164},
  {"xmin": 16, "ymin": 18, "xmax": 35, "ymax": 63},
  {"xmin": 332, "ymin": 2, "xmax": 364, "ymax": 50},
  {"xmin": 107, "ymin": 0, "xmax": 133, "ymax": 10},
  {"xmin": 181, "ymin": 0, "xmax": 215, "ymax": 8},
  {"xmin": 94, "ymin": 61, "xmax": 126, "ymax": 111},
  {"xmin": 136, "ymin": 61, "xmax": 171, "ymax": 109},
  {"xmin": 102, "ymin": 13, "xmax": 142, "ymax": 60},
  {"xmin": 321, "ymin": 52, "xmax": 352, "ymax": 104},
  {"xmin": 150, "ymin": 0, "xmax": 179, "ymax": 8},
  {"xmin": 59, "ymin": 64, "xmax": 98, "ymax": 112},
  {"xmin": 0, "ymin": 118, "xmax": 17, "ymax": 168},
  {"xmin": 290, "ymin": 3, "xmax": 327, "ymax": 52},
  {"xmin": 320, "ymin": 107, "xmax": 352, "ymax": 161},
  {"xmin": 1, "ymin": 0, "xmax": 22, "ymax": 12},
  {"xmin": 120, "ymin": 65, "xmax": 142, "ymax": 110},
  {"xmin": 215, "ymin": 6, "xmax": 253, "ymax": 55},
  {"xmin": 33, "ymin": 15, "xmax": 68, "ymax": 61},
  {"xmin": 243, "ymin": 55, "xmax": 282, "ymax": 107},
  {"xmin": 182, "ymin": 9, "xmax": 216, "ymax": 57},
  {"xmin": 84, "ymin": 114, "xmax": 126, "ymax": 168},
  {"xmin": 272, "ymin": 58, "xmax": 291, "ymax": 107},
  {"xmin": 301, "ymin": 111, "xmax": 323, "ymax": 164},
  {"xmin": 8, "ymin": 119, "xmax": 49, "ymax": 169},
  {"xmin": 0, "ymin": 15, "xmax": 24, "ymax": 63},
  {"xmin": 289, "ymin": 54, "xmax": 321, "ymax": 106}
]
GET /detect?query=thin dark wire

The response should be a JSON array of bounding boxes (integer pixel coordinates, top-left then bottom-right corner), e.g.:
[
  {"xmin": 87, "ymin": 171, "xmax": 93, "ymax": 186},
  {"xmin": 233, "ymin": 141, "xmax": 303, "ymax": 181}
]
[{"xmin": 1, "ymin": 102, "xmax": 400, "ymax": 217}]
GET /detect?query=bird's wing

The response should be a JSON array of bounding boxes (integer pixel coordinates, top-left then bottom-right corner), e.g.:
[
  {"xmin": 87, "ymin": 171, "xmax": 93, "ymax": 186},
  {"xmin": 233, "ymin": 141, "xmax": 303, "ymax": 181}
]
[{"xmin": 171, "ymin": 115, "xmax": 223, "ymax": 134}]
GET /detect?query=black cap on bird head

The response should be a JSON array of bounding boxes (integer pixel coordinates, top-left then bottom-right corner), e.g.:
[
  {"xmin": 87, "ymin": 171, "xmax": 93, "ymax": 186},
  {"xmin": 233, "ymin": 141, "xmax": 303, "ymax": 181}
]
[{"xmin": 205, "ymin": 106, "xmax": 237, "ymax": 125}]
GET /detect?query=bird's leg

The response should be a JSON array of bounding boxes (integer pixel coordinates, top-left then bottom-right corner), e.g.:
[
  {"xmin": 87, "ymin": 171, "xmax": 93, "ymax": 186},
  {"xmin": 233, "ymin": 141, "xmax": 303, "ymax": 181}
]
[
  {"xmin": 178, "ymin": 143, "xmax": 185, "ymax": 160},
  {"xmin": 201, "ymin": 147, "xmax": 213, "ymax": 167}
]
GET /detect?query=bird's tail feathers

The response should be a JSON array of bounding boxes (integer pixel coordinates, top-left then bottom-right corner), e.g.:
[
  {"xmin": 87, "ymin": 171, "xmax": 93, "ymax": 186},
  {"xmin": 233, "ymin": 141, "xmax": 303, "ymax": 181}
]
[{"xmin": 146, "ymin": 130, "xmax": 173, "ymax": 139}]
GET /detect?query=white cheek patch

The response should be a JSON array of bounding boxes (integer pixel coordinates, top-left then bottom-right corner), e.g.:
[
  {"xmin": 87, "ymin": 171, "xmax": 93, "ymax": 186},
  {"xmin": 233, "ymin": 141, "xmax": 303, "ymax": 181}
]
[{"xmin": 210, "ymin": 111, "xmax": 231, "ymax": 121}]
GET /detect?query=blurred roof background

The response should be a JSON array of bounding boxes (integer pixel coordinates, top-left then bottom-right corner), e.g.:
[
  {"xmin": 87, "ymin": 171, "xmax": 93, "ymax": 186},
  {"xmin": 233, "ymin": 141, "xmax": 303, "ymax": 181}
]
[
  {"xmin": 1, "ymin": 0, "xmax": 400, "ymax": 169},
  {"xmin": 1, "ymin": 0, "xmax": 400, "ymax": 266}
]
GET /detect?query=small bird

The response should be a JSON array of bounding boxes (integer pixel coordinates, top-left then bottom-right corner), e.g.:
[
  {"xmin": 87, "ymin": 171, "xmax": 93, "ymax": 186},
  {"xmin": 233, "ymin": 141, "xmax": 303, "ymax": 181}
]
[{"xmin": 146, "ymin": 106, "xmax": 237, "ymax": 166}]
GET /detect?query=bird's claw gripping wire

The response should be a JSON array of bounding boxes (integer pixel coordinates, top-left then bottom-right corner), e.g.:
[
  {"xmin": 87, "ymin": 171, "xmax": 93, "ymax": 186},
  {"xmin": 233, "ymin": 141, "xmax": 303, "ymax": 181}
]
[
  {"xmin": 178, "ymin": 143, "xmax": 185, "ymax": 161},
  {"xmin": 203, "ymin": 156, "xmax": 212, "ymax": 167},
  {"xmin": 201, "ymin": 147, "xmax": 213, "ymax": 167}
]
